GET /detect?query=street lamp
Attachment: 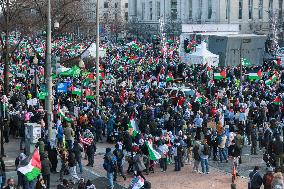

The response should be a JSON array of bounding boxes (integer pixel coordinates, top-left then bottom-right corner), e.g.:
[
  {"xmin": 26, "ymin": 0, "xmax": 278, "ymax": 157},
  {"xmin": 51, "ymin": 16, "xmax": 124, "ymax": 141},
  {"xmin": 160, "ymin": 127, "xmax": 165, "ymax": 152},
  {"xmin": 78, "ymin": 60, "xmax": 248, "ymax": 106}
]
[
  {"xmin": 79, "ymin": 59, "xmax": 85, "ymax": 108},
  {"xmin": 33, "ymin": 56, "xmax": 39, "ymax": 98}
]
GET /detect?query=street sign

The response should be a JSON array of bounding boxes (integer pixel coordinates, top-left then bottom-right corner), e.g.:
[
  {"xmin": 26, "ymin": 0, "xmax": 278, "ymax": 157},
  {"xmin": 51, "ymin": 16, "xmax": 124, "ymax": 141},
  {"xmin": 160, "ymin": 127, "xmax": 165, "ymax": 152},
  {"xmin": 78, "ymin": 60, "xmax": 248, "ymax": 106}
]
[{"xmin": 57, "ymin": 82, "xmax": 68, "ymax": 93}]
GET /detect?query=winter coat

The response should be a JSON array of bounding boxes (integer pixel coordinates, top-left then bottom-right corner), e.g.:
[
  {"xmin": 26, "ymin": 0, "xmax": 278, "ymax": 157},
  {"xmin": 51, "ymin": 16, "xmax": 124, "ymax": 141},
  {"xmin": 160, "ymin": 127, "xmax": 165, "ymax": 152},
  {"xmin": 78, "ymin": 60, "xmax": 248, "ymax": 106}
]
[
  {"xmin": 218, "ymin": 135, "xmax": 227, "ymax": 149},
  {"xmin": 41, "ymin": 158, "xmax": 52, "ymax": 175},
  {"xmin": 73, "ymin": 142, "xmax": 83, "ymax": 160},
  {"xmin": 64, "ymin": 127, "xmax": 74, "ymax": 141},
  {"xmin": 272, "ymin": 172, "xmax": 284, "ymax": 189},
  {"xmin": 133, "ymin": 154, "xmax": 146, "ymax": 172}
]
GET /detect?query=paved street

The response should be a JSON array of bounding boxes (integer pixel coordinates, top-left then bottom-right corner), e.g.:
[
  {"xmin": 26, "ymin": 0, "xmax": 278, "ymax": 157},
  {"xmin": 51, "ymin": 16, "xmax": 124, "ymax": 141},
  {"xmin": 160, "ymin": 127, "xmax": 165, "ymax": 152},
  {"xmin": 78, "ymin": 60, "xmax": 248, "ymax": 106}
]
[{"xmin": 2, "ymin": 138, "xmax": 267, "ymax": 189}]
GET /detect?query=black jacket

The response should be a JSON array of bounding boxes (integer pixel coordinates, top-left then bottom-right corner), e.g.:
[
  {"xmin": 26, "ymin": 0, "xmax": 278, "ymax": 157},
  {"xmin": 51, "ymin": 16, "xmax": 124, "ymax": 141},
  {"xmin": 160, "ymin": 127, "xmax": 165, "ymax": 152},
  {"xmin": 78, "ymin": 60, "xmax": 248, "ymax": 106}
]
[{"xmin": 41, "ymin": 158, "xmax": 52, "ymax": 175}]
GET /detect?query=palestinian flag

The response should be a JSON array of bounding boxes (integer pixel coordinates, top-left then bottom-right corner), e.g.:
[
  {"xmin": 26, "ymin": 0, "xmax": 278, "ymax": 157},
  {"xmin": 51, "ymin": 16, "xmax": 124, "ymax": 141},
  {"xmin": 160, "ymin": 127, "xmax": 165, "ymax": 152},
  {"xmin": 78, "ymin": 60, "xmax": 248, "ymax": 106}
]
[
  {"xmin": 265, "ymin": 79, "xmax": 272, "ymax": 85},
  {"xmin": 166, "ymin": 72, "xmax": 174, "ymax": 82},
  {"xmin": 18, "ymin": 148, "xmax": 41, "ymax": 182},
  {"xmin": 72, "ymin": 86, "xmax": 81, "ymax": 96},
  {"xmin": 15, "ymin": 83, "xmax": 22, "ymax": 90},
  {"xmin": 271, "ymin": 73, "xmax": 278, "ymax": 82},
  {"xmin": 128, "ymin": 113, "xmax": 138, "ymax": 137},
  {"xmin": 214, "ymin": 70, "xmax": 226, "ymax": 80},
  {"xmin": 248, "ymin": 70, "xmax": 262, "ymax": 80},
  {"xmin": 146, "ymin": 141, "xmax": 161, "ymax": 161},
  {"xmin": 273, "ymin": 96, "xmax": 281, "ymax": 105}
]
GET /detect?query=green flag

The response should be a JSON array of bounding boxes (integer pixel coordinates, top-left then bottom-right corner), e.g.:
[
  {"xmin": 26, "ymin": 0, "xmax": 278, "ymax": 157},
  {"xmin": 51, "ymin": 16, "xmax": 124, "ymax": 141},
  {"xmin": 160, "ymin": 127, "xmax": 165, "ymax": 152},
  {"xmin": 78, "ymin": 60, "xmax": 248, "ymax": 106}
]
[
  {"xmin": 241, "ymin": 58, "xmax": 251, "ymax": 66},
  {"xmin": 38, "ymin": 92, "xmax": 48, "ymax": 100}
]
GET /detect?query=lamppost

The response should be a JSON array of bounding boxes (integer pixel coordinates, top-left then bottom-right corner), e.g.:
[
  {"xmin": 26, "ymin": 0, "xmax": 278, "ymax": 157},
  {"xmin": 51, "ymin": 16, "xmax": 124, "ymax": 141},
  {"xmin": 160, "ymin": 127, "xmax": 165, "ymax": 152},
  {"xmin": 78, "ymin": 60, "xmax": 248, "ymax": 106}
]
[
  {"xmin": 95, "ymin": 0, "xmax": 100, "ymax": 108},
  {"xmin": 79, "ymin": 59, "xmax": 85, "ymax": 108},
  {"xmin": 33, "ymin": 56, "xmax": 38, "ymax": 98}
]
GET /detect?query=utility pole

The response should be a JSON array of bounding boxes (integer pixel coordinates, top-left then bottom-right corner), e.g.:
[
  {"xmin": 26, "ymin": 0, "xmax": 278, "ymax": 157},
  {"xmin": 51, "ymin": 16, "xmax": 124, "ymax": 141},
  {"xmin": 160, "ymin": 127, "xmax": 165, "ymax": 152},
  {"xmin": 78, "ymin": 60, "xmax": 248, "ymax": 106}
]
[
  {"xmin": 46, "ymin": 0, "xmax": 53, "ymax": 140},
  {"xmin": 4, "ymin": 0, "xmax": 9, "ymax": 96},
  {"xmin": 95, "ymin": 0, "xmax": 100, "ymax": 108},
  {"xmin": 239, "ymin": 40, "xmax": 243, "ymax": 97}
]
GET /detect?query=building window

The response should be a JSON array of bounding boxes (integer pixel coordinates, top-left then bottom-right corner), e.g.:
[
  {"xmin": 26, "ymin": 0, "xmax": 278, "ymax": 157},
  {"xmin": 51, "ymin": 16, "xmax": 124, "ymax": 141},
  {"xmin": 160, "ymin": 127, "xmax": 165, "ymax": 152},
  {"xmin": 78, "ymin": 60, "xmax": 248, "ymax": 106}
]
[
  {"xmin": 115, "ymin": 3, "xmax": 118, "ymax": 8},
  {"xmin": 134, "ymin": 0, "xmax": 137, "ymax": 16},
  {"xmin": 142, "ymin": 2, "xmax": 145, "ymax": 20},
  {"xmin": 269, "ymin": 0, "xmax": 273, "ymax": 13},
  {"xmin": 149, "ymin": 1, "xmax": 153, "ymax": 20},
  {"xmin": 208, "ymin": 0, "xmax": 212, "ymax": 19},
  {"xmin": 226, "ymin": 0, "xmax": 229, "ymax": 19},
  {"xmin": 157, "ymin": 1, "xmax": 160, "ymax": 19},
  {"xmin": 189, "ymin": 0, "xmax": 192, "ymax": 19},
  {"xmin": 171, "ymin": 0, "xmax": 177, "ymax": 20},
  {"xmin": 239, "ymin": 0, "xmax": 243, "ymax": 19},
  {"xmin": 125, "ymin": 3, "xmax": 128, "ymax": 8},
  {"xmin": 249, "ymin": 0, "xmax": 253, "ymax": 19},
  {"xmin": 125, "ymin": 12, "xmax": 128, "ymax": 21},
  {"xmin": 104, "ymin": 13, "xmax": 108, "ymax": 20},
  {"xmin": 259, "ymin": 0, "xmax": 263, "ymax": 19},
  {"xmin": 104, "ymin": 2, "xmax": 108, "ymax": 8}
]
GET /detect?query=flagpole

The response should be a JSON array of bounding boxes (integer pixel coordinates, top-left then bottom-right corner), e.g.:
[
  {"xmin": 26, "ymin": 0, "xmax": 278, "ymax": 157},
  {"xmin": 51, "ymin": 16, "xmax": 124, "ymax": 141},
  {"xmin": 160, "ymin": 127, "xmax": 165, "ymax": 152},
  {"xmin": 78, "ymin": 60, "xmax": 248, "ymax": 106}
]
[
  {"xmin": 239, "ymin": 40, "xmax": 243, "ymax": 97},
  {"xmin": 95, "ymin": 0, "xmax": 100, "ymax": 108}
]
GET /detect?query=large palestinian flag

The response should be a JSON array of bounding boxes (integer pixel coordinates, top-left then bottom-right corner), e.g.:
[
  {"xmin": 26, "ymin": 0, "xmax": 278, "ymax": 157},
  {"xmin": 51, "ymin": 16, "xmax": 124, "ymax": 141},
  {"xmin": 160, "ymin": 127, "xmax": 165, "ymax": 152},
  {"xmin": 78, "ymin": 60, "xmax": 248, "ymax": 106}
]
[{"xmin": 18, "ymin": 148, "xmax": 41, "ymax": 182}]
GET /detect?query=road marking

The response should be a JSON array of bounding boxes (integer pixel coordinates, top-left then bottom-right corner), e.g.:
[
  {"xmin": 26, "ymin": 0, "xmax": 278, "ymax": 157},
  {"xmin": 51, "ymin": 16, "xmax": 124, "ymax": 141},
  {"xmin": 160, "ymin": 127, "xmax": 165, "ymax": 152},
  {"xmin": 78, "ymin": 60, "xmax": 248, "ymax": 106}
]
[{"xmin": 83, "ymin": 166, "xmax": 101, "ymax": 177}]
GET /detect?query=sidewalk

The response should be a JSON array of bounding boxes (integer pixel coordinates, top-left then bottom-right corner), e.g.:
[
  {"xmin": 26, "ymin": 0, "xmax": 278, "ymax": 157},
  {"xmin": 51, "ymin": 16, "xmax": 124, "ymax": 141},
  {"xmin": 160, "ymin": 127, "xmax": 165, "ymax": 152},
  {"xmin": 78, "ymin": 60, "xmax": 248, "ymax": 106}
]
[{"xmin": 3, "ymin": 139, "xmax": 126, "ymax": 189}]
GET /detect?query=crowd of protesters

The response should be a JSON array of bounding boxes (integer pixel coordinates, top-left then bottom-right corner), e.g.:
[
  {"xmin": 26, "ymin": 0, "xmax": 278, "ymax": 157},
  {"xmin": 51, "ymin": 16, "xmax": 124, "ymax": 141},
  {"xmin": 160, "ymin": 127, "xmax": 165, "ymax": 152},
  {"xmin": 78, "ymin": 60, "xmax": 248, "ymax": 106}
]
[{"xmin": 0, "ymin": 34, "xmax": 284, "ymax": 189}]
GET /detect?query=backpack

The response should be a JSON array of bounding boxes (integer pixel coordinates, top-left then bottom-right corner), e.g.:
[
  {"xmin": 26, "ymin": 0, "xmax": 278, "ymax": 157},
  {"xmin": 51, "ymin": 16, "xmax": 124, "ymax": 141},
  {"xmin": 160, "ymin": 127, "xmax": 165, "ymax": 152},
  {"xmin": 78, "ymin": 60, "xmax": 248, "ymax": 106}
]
[
  {"xmin": 103, "ymin": 155, "xmax": 116, "ymax": 172},
  {"xmin": 203, "ymin": 144, "xmax": 210, "ymax": 156}
]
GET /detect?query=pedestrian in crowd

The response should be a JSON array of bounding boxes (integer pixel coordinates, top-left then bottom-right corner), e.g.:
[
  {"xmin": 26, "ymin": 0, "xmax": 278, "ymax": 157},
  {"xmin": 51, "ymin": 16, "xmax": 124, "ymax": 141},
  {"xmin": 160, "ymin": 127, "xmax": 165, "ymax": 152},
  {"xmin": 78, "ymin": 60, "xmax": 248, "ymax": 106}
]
[
  {"xmin": 113, "ymin": 144, "xmax": 126, "ymax": 180},
  {"xmin": 64, "ymin": 123, "xmax": 74, "ymax": 150},
  {"xmin": 57, "ymin": 120, "xmax": 64, "ymax": 148},
  {"xmin": 271, "ymin": 171, "xmax": 284, "ymax": 189},
  {"xmin": 251, "ymin": 124, "xmax": 258, "ymax": 155},
  {"xmin": 218, "ymin": 130, "xmax": 228, "ymax": 163},
  {"xmin": 57, "ymin": 179, "xmax": 70, "ymax": 189},
  {"xmin": 103, "ymin": 148, "xmax": 116, "ymax": 189},
  {"xmin": 59, "ymin": 149, "xmax": 68, "ymax": 182},
  {"xmin": 249, "ymin": 166, "xmax": 263, "ymax": 189},
  {"xmin": 0, "ymin": 157, "xmax": 6, "ymax": 189},
  {"xmin": 200, "ymin": 139, "xmax": 210, "ymax": 174},
  {"xmin": 133, "ymin": 149, "xmax": 146, "ymax": 180},
  {"xmin": 68, "ymin": 149, "xmax": 80, "ymax": 184},
  {"xmin": 262, "ymin": 167, "xmax": 274, "ymax": 189},
  {"xmin": 173, "ymin": 139, "xmax": 183, "ymax": 171},
  {"xmin": 192, "ymin": 141, "xmax": 201, "ymax": 173},
  {"xmin": 158, "ymin": 140, "xmax": 169, "ymax": 172},
  {"xmin": 41, "ymin": 153, "xmax": 52, "ymax": 189},
  {"xmin": 193, "ymin": 114, "xmax": 203, "ymax": 140},
  {"xmin": 48, "ymin": 142, "xmax": 58, "ymax": 173},
  {"xmin": 272, "ymin": 134, "xmax": 284, "ymax": 170},
  {"xmin": 3, "ymin": 178, "xmax": 16, "ymax": 189},
  {"xmin": 73, "ymin": 140, "xmax": 83, "ymax": 173},
  {"xmin": 86, "ymin": 140, "xmax": 96, "ymax": 167},
  {"xmin": 15, "ymin": 153, "xmax": 27, "ymax": 189}
]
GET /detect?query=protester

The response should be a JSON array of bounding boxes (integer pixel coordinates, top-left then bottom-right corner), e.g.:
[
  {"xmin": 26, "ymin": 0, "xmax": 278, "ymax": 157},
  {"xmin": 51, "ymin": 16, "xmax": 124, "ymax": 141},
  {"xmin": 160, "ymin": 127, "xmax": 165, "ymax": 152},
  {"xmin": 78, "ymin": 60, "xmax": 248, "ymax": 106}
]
[
  {"xmin": 249, "ymin": 166, "xmax": 263, "ymax": 189},
  {"xmin": 103, "ymin": 148, "xmax": 116, "ymax": 189},
  {"xmin": 262, "ymin": 167, "xmax": 274, "ymax": 189},
  {"xmin": 3, "ymin": 178, "xmax": 16, "ymax": 189},
  {"xmin": 41, "ymin": 153, "xmax": 52, "ymax": 189}
]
